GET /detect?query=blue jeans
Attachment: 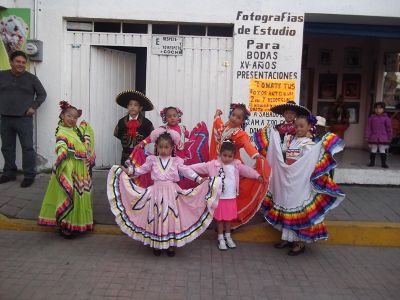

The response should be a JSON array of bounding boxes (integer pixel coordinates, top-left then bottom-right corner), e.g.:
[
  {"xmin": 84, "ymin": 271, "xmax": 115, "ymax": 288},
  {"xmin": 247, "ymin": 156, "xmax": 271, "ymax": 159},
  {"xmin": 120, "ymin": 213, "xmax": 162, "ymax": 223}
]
[{"xmin": 1, "ymin": 116, "xmax": 36, "ymax": 178}]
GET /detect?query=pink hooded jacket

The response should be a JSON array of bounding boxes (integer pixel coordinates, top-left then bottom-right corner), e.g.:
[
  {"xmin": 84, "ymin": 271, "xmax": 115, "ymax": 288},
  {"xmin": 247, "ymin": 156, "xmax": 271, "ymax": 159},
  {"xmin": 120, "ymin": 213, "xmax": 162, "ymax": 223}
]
[{"xmin": 190, "ymin": 159, "xmax": 260, "ymax": 196}]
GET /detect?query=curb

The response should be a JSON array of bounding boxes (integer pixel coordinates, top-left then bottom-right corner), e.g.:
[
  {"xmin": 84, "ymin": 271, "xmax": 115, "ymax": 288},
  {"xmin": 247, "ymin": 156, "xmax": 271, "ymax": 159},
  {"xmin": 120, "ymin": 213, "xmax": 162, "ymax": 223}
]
[{"xmin": 1, "ymin": 214, "xmax": 399, "ymax": 247}]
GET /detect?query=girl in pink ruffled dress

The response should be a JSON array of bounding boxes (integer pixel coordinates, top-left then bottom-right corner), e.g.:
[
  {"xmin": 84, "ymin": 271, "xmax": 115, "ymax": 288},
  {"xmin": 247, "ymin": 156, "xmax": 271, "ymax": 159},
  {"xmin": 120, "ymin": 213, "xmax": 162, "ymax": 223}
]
[
  {"xmin": 133, "ymin": 106, "xmax": 209, "ymax": 188},
  {"xmin": 107, "ymin": 128, "xmax": 222, "ymax": 257}
]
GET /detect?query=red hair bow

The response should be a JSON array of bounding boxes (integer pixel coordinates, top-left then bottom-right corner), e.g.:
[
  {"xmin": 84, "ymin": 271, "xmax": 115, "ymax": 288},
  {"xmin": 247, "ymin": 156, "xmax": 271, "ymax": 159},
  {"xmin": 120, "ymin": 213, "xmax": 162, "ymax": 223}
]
[{"xmin": 59, "ymin": 101, "xmax": 82, "ymax": 117}]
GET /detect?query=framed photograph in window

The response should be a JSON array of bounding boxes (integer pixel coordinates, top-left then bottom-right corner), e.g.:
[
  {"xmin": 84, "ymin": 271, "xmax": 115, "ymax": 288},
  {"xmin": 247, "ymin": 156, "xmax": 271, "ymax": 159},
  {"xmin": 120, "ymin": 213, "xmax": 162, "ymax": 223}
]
[
  {"xmin": 319, "ymin": 48, "xmax": 333, "ymax": 65},
  {"xmin": 342, "ymin": 74, "xmax": 361, "ymax": 99},
  {"xmin": 318, "ymin": 74, "xmax": 337, "ymax": 99},
  {"xmin": 346, "ymin": 102, "xmax": 360, "ymax": 124},
  {"xmin": 317, "ymin": 101, "xmax": 332, "ymax": 120},
  {"xmin": 344, "ymin": 47, "xmax": 362, "ymax": 68}
]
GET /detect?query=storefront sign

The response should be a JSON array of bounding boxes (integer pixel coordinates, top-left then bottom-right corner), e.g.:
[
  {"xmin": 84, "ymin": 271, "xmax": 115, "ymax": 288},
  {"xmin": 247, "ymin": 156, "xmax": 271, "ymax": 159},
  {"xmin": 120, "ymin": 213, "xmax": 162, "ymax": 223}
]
[
  {"xmin": 232, "ymin": 11, "xmax": 304, "ymax": 134},
  {"xmin": 249, "ymin": 79, "xmax": 295, "ymax": 112},
  {"xmin": 152, "ymin": 35, "xmax": 183, "ymax": 56}
]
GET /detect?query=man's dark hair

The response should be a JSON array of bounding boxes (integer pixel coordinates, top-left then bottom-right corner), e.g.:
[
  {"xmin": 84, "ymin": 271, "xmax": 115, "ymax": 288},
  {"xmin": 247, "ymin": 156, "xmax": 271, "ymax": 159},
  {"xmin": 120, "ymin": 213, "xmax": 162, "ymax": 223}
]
[{"xmin": 10, "ymin": 51, "xmax": 28, "ymax": 61}]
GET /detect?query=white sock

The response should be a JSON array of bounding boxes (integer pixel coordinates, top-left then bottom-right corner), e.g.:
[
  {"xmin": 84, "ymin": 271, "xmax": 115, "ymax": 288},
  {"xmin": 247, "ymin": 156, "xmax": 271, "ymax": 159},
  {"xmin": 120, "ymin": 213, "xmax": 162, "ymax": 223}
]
[
  {"xmin": 218, "ymin": 234, "xmax": 224, "ymax": 240},
  {"xmin": 225, "ymin": 232, "xmax": 231, "ymax": 239}
]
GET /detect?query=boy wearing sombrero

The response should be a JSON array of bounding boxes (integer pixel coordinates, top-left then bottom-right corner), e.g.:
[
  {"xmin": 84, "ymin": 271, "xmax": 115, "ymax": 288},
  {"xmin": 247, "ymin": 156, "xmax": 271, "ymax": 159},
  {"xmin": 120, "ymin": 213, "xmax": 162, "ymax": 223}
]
[
  {"xmin": 272, "ymin": 101, "xmax": 310, "ymax": 144},
  {"xmin": 114, "ymin": 90, "xmax": 154, "ymax": 164}
]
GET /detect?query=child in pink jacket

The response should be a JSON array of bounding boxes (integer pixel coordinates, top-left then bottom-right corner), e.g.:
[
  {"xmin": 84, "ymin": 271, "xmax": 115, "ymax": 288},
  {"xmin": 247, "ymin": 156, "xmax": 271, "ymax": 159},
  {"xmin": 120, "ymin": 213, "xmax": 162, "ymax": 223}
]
[{"xmin": 190, "ymin": 141, "xmax": 263, "ymax": 250}]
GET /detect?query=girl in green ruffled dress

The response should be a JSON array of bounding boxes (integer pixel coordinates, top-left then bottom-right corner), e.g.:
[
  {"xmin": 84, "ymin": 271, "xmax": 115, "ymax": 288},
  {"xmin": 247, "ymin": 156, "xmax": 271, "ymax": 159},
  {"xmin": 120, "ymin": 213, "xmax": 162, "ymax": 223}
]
[{"xmin": 38, "ymin": 101, "xmax": 95, "ymax": 238}]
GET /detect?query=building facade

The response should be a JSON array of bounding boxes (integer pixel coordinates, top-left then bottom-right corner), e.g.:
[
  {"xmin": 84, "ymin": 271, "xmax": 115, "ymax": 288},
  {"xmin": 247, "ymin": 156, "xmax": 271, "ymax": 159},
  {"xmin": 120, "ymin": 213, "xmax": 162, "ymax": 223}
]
[{"xmin": 1, "ymin": 0, "xmax": 400, "ymax": 169}]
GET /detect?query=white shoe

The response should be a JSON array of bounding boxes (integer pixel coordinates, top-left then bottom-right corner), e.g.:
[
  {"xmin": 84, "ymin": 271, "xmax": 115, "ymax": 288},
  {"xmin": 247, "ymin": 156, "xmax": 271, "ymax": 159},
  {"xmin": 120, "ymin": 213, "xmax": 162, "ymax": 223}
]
[
  {"xmin": 218, "ymin": 239, "xmax": 228, "ymax": 250},
  {"xmin": 225, "ymin": 237, "xmax": 236, "ymax": 249}
]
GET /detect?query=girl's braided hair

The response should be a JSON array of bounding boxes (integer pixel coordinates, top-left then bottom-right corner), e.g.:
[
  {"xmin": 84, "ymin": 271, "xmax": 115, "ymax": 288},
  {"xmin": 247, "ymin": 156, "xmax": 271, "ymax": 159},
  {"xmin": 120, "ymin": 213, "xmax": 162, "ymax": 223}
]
[
  {"xmin": 57, "ymin": 101, "xmax": 85, "ymax": 142},
  {"xmin": 229, "ymin": 103, "xmax": 251, "ymax": 130},
  {"xmin": 160, "ymin": 106, "xmax": 183, "ymax": 124},
  {"xmin": 154, "ymin": 132, "xmax": 176, "ymax": 157},
  {"xmin": 296, "ymin": 114, "xmax": 317, "ymax": 137}
]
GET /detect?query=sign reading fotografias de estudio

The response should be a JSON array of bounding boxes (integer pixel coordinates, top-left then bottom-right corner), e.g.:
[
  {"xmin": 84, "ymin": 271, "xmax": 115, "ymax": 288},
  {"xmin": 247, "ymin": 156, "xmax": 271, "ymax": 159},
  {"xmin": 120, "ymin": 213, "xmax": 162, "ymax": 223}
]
[{"xmin": 232, "ymin": 11, "xmax": 304, "ymax": 135}]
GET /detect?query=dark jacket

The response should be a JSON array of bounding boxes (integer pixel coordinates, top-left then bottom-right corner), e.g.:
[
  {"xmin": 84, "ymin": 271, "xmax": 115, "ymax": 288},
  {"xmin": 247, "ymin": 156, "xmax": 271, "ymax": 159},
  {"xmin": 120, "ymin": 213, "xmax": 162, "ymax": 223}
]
[
  {"xmin": 114, "ymin": 114, "xmax": 154, "ymax": 153},
  {"xmin": 365, "ymin": 113, "xmax": 392, "ymax": 144},
  {"xmin": 0, "ymin": 70, "xmax": 47, "ymax": 116}
]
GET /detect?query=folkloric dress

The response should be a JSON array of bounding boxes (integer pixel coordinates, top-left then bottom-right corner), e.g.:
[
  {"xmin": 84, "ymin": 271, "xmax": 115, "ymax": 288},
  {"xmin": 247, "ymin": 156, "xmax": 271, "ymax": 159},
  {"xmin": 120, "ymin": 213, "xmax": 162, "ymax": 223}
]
[
  {"xmin": 107, "ymin": 155, "xmax": 222, "ymax": 249},
  {"xmin": 135, "ymin": 122, "xmax": 210, "ymax": 189},
  {"xmin": 253, "ymin": 127, "xmax": 345, "ymax": 242},
  {"xmin": 38, "ymin": 121, "xmax": 96, "ymax": 232},
  {"xmin": 209, "ymin": 116, "xmax": 259, "ymax": 161},
  {"xmin": 209, "ymin": 116, "xmax": 271, "ymax": 228}
]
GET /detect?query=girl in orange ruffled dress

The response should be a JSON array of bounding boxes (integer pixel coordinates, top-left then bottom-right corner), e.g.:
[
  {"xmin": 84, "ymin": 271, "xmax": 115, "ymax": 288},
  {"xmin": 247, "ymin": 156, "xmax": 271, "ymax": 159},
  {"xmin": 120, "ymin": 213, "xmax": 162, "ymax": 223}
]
[{"xmin": 209, "ymin": 103, "xmax": 270, "ymax": 228}]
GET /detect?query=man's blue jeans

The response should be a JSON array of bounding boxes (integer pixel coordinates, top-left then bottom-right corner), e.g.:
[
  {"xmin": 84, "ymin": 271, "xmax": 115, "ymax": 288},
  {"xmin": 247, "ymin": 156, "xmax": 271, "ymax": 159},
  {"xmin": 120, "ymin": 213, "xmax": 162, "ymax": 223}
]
[{"xmin": 1, "ymin": 115, "xmax": 36, "ymax": 178}]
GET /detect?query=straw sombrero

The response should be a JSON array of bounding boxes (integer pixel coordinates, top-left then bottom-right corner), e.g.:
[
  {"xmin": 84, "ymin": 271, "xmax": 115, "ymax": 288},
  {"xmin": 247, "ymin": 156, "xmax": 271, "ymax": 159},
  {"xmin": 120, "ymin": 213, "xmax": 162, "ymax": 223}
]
[
  {"xmin": 271, "ymin": 101, "xmax": 310, "ymax": 117},
  {"xmin": 116, "ymin": 90, "xmax": 154, "ymax": 111}
]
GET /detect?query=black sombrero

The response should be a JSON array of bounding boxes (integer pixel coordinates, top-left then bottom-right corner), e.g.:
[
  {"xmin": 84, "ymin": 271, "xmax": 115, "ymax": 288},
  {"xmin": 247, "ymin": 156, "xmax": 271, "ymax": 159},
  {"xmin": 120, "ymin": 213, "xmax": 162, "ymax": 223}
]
[
  {"xmin": 271, "ymin": 101, "xmax": 311, "ymax": 117},
  {"xmin": 116, "ymin": 90, "xmax": 154, "ymax": 111}
]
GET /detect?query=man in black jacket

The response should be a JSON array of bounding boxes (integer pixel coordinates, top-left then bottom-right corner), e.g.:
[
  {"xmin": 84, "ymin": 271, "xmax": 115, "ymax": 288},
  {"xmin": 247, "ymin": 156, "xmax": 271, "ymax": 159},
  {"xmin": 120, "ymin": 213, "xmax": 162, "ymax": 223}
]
[{"xmin": 0, "ymin": 51, "xmax": 47, "ymax": 187}]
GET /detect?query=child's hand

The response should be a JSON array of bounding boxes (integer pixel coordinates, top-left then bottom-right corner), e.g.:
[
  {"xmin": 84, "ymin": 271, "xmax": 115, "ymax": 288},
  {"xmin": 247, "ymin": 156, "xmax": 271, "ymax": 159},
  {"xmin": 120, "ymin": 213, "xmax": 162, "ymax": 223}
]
[
  {"xmin": 198, "ymin": 177, "xmax": 208, "ymax": 184},
  {"xmin": 257, "ymin": 176, "xmax": 264, "ymax": 183},
  {"xmin": 214, "ymin": 109, "xmax": 223, "ymax": 118},
  {"xmin": 83, "ymin": 140, "xmax": 91, "ymax": 151},
  {"xmin": 134, "ymin": 143, "xmax": 144, "ymax": 150},
  {"xmin": 120, "ymin": 166, "xmax": 130, "ymax": 174}
]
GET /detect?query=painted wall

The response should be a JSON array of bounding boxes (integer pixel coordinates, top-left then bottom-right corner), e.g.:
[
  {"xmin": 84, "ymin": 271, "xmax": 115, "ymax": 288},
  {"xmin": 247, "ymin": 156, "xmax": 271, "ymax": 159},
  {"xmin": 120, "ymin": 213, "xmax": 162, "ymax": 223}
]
[{"xmin": 2, "ymin": 0, "xmax": 400, "ymax": 169}]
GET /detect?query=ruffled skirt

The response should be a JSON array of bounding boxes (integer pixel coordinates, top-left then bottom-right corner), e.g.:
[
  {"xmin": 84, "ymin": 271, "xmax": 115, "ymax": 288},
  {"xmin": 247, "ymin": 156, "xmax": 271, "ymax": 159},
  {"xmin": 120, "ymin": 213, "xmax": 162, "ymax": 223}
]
[{"xmin": 107, "ymin": 166, "xmax": 222, "ymax": 249}]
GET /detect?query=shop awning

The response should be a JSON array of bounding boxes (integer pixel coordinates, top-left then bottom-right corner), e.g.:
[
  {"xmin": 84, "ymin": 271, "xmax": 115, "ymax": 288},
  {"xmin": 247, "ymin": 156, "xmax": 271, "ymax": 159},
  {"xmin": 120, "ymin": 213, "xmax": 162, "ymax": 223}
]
[{"xmin": 304, "ymin": 22, "xmax": 400, "ymax": 39}]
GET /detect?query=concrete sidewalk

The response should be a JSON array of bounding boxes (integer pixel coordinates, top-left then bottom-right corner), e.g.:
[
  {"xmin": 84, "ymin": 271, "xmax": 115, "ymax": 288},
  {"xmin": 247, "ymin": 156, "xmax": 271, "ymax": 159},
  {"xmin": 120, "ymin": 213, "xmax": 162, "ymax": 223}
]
[
  {"xmin": 0, "ymin": 230, "xmax": 399, "ymax": 300},
  {"xmin": 1, "ymin": 170, "xmax": 400, "ymax": 247},
  {"xmin": 1, "ymin": 170, "xmax": 399, "ymax": 224},
  {"xmin": 334, "ymin": 149, "xmax": 400, "ymax": 185}
]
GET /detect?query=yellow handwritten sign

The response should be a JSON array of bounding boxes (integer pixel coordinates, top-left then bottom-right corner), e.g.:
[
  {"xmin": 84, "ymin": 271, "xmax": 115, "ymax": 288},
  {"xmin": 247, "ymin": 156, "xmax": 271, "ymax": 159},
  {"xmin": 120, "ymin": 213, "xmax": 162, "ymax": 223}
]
[{"xmin": 249, "ymin": 79, "xmax": 296, "ymax": 112}]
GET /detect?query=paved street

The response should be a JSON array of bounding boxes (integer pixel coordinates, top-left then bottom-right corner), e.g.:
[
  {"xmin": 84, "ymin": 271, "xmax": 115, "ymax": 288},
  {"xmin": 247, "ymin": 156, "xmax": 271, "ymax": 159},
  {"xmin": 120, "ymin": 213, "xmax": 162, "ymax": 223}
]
[
  {"xmin": 0, "ymin": 230, "xmax": 399, "ymax": 300},
  {"xmin": 1, "ymin": 171, "xmax": 400, "ymax": 225}
]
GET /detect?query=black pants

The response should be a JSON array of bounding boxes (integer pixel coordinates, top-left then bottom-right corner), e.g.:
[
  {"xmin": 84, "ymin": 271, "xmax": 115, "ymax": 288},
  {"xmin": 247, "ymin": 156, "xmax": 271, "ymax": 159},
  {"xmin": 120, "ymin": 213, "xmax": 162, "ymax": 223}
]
[
  {"xmin": 121, "ymin": 148, "xmax": 134, "ymax": 166},
  {"xmin": 1, "ymin": 115, "xmax": 36, "ymax": 178}
]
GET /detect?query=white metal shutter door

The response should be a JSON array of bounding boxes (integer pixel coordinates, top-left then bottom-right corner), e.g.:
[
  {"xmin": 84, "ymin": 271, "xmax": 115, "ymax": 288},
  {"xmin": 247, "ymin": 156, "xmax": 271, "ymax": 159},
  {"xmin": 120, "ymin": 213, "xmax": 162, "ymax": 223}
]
[
  {"xmin": 89, "ymin": 47, "xmax": 136, "ymax": 167},
  {"xmin": 147, "ymin": 36, "xmax": 233, "ymax": 130}
]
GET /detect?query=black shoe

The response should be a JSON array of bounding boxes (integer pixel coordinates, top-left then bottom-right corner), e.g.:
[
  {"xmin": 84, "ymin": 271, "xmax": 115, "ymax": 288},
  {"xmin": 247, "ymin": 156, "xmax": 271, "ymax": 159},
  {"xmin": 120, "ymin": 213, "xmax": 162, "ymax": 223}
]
[
  {"xmin": 20, "ymin": 178, "xmax": 35, "ymax": 188},
  {"xmin": 166, "ymin": 247, "xmax": 175, "ymax": 257},
  {"xmin": 367, "ymin": 153, "xmax": 376, "ymax": 167},
  {"xmin": 0, "ymin": 175, "xmax": 17, "ymax": 184},
  {"xmin": 288, "ymin": 244, "xmax": 306, "ymax": 256},
  {"xmin": 274, "ymin": 241, "xmax": 293, "ymax": 249},
  {"xmin": 380, "ymin": 153, "xmax": 389, "ymax": 169},
  {"xmin": 58, "ymin": 228, "xmax": 74, "ymax": 239},
  {"xmin": 152, "ymin": 249, "xmax": 162, "ymax": 256}
]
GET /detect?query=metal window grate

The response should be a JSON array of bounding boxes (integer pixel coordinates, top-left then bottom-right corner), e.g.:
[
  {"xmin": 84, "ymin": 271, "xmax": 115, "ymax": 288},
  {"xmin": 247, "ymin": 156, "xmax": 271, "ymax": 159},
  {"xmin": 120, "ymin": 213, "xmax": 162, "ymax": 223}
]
[
  {"xmin": 122, "ymin": 23, "xmax": 148, "ymax": 34},
  {"xmin": 94, "ymin": 22, "xmax": 121, "ymax": 33},
  {"xmin": 152, "ymin": 24, "xmax": 178, "ymax": 35}
]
